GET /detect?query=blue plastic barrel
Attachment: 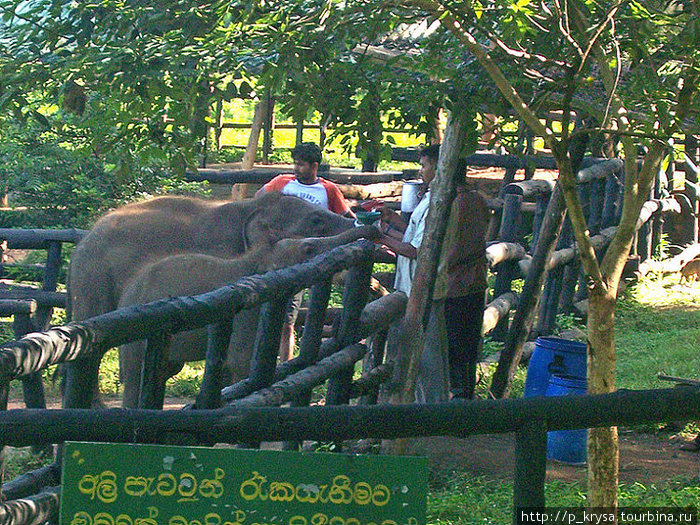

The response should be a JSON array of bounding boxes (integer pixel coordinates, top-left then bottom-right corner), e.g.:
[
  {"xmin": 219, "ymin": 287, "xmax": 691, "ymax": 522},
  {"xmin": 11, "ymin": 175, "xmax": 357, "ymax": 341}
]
[
  {"xmin": 545, "ymin": 374, "xmax": 588, "ymax": 465},
  {"xmin": 523, "ymin": 337, "xmax": 587, "ymax": 398}
]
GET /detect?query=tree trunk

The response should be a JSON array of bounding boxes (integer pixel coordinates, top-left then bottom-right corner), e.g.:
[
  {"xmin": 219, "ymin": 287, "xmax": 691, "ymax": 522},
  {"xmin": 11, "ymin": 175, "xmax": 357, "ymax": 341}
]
[
  {"xmin": 587, "ymin": 285, "xmax": 618, "ymax": 507},
  {"xmin": 242, "ymin": 98, "xmax": 269, "ymax": 169},
  {"xmin": 234, "ymin": 95, "xmax": 271, "ymax": 201},
  {"xmin": 380, "ymin": 109, "xmax": 473, "ymax": 453}
]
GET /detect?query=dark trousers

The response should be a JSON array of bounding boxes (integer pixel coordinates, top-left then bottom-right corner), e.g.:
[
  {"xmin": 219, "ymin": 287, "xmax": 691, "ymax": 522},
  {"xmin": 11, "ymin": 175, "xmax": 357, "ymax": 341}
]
[{"xmin": 444, "ymin": 291, "xmax": 485, "ymax": 399}]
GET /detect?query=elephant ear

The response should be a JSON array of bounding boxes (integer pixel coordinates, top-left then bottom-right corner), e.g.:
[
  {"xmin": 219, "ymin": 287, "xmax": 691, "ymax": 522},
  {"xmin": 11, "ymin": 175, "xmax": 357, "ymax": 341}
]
[{"xmin": 243, "ymin": 210, "xmax": 283, "ymax": 250}]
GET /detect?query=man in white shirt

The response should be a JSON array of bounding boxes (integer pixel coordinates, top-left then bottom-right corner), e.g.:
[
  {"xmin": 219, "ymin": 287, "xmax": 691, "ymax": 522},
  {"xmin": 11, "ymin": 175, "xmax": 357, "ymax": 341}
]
[{"xmin": 376, "ymin": 144, "xmax": 450, "ymax": 402}]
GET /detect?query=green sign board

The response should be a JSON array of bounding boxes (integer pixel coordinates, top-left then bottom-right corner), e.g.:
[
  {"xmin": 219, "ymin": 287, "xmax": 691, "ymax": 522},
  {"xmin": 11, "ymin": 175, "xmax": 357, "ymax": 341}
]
[{"xmin": 60, "ymin": 442, "xmax": 428, "ymax": 525}]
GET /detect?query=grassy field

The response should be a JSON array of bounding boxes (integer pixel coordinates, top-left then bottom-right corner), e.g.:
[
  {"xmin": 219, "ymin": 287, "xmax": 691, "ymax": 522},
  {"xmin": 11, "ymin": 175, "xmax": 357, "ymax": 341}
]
[{"xmin": 2, "ymin": 267, "xmax": 700, "ymax": 521}]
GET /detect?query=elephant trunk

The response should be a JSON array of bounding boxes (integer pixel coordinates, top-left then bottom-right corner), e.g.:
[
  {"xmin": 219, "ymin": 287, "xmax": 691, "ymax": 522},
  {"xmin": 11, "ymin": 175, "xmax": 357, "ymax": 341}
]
[{"xmin": 320, "ymin": 224, "xmax": 380, "ymax": 249}]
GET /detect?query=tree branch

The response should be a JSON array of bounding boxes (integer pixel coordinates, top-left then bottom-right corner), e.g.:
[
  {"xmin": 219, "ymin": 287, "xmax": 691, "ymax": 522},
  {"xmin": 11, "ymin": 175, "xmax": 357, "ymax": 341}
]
[{"xmin": 409, "ymin": 0, "xmax": 553, "ymax": 147}]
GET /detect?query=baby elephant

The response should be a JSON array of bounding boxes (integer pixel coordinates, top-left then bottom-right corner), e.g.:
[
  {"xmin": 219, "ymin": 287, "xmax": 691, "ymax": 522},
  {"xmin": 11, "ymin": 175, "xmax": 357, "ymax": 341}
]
[
  {"xmin": 118, "ymin": 224, "xmax": 379, "ymax": 408},
  {"xmin": 680, "ymin": 258, "xmax": 700, "ymax": 284}
]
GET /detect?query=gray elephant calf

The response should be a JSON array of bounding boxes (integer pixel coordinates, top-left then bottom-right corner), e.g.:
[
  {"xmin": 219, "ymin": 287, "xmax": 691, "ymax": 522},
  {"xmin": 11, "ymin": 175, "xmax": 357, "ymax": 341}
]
[
  {"xmin": 64, "ymin": 191, "xmax": 355, "ymax": 408},
  {"xmin": 69, "ymin": 191, "xmax": 356, "ymax": 322},
  {"xmin": 118, "ymin": 225, "xmax": 379, "ymax": 408}
]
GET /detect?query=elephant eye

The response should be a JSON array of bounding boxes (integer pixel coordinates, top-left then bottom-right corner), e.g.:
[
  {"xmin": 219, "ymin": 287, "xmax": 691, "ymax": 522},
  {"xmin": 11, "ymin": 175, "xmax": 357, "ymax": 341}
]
[{"xmin": 309, "ymin": 214, "xmax": 328, "ymax": 234}]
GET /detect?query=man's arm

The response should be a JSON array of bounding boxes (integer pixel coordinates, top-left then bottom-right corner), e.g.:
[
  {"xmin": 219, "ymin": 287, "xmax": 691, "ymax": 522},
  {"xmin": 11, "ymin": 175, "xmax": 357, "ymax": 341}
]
[
  {"xmin": 376, "ymin": 233, "xmax": 418, "ymax": 259},
  {"xmin": 323, "ymin": 180, "xmax": 357, "ymax": 219},
  {"xmin": 379, "ymin": 206, "xmax": 408, "ymax": 233}
]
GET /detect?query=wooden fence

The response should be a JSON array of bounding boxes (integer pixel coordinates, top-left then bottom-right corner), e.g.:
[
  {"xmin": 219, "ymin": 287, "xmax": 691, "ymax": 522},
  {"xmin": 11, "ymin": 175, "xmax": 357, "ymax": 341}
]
[{"xmin": 0, "ymin": 151, "xmax": 696, "ymax": 525}]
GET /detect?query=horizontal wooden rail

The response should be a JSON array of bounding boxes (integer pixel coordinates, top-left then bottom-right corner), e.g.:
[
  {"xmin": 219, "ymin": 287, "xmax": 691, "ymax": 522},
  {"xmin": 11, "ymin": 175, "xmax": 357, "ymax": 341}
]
[
  {"xmin": 391, "ymin": 150, "xmax": 606, "ymax": 169},
  {"xmin": 0, "ymin": 284, "xmax": 66, "ymax": 309},
  {"xmin": 0, "ymin": 299, "xmax": 36, "ymax": 316},
  {"xmin": 0, "ymin": 228, "xmax": 86, "ymax": 249},
  {"xmin": 186, "ymin": 168, "xmax": 400, "ymax": 185},
  {"xmin": 1, "ymin": 386, "xmax": 698, "ymax": 447}
]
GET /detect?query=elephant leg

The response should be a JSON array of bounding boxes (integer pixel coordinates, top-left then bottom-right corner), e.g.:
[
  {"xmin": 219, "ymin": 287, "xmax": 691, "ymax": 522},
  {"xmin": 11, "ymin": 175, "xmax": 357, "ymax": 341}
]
[
  {"xmin": 120, "ymin": 341, "xmax": 146, "ymax": 408},
  {"xmin": 223, "ymin": 306, "xmax": 260, "ymax": 386}
]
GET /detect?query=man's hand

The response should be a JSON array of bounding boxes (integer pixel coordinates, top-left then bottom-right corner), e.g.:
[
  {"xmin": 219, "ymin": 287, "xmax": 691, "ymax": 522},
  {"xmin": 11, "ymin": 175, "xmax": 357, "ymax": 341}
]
[{"xmin": 355, "ymin": 224, "xmax": 381, "ymax": 241}]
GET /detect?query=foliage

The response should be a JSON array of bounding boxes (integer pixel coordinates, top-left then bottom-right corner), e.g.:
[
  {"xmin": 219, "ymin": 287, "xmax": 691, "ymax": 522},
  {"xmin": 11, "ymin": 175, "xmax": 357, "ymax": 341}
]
[{"xmin": 0, "ymin": 118, "xmax": 212, "ymax": 228}]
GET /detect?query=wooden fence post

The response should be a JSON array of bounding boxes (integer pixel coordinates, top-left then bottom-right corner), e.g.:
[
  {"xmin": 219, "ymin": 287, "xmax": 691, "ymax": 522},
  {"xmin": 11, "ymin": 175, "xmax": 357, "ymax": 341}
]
[
  {"xmin": 139, "ymin": 332, "xmax": 171, "ymax": 410},
  {"xmin": 684, "ymin": 136, "xmax": 699, "ymax": 244},
  {"xmin": 283, "ymin": 279, "xmax": 333, "ymax": 451},
  {"xmin": 492, "ymin": 194, "xmax": 523, "ymax": 340},
  {"xmin": 513, "ymin": 419, "xmax": 547, "ymax": 523},
  {"xmin": 21, "ymin": 240, "xmax": 63, "ymax": 412},
  {"xmin": 248, "ymin": 298, "xmax": 289, "ymax": 392},
  {"xmin": 326, "ymin": 257, "xmax": 374, "ymax": 408},
  {"xmin": 196, "ymin": 320, "xmax": 235, "ymax": 409}
]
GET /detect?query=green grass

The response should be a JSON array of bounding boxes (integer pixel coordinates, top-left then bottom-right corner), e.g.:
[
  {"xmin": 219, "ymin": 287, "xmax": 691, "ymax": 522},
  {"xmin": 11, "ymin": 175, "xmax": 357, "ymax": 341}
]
[
  {"xmin": 615, "ymin": 274, "xmax": 700, "ymax": 391},
  {"xmin": 427, "ymin": 476, "xmax": 700, "ymax": 524}
]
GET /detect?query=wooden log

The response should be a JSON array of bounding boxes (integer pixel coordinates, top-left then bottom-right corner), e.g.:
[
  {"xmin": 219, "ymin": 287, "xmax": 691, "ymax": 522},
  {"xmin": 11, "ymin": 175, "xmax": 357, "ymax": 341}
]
[
  {"xmin": 530, "ymin": 194, "xmax": 550, "ymax": 253},
  {"xmin": 0, "ymin": 463, "xmax": 60, "ymax": 502},
  {"xmin": 504, "ymin": 180, "xmax": 555, "ymax": 199},
  {"xmin": 558, "ymin": 261, "xmax": 582, "ymax": 314},
  {"xmin": 513, "ymin": 420, "xmax": 547, "ymax": 518},
  {"xmin": 228, "ymin": 343, "xmax": 367, "ymax": 408},
  {"xmin": 186, "ymin": 168, "xmax": 399, "ymax": 185},
  {"xmin": 485, "ymin": 242, "xmax": 526, "ymax": 269},
  {"xmin": 0, "ymin": 284, "xmax": 66, "ymax": 309},
  {"xmin": 546, "ymin": 226, "xmax": 618, "ymax": 270},
  {"xmin": 196, "ymin": 321, "xmax": 234, "ymax": 409},
  {"xmin": 326, "ymin": 257, "xmax": 374, "ymax": 408},
  {"xmin": 536, "ymin": 265, "xmax": 564, "ymax": 336},
  {"xmin": 0, "ymin": 487, "xmax": 60, "ymax": 525},
  {"xmin": 248, "ymin": 298, "xmax": 290, "ymax": 392},
  {"xmin": 486, "ymin": 199, "xmax": 537, "ymax": 214},
  {"xmin": 587, "ymin": 178, "xmax": 605, "ymax": 235},
  {"xmin": 282, "ymin": 279, "xmax": 334, "ymax": 451},
  {"xmin": 636, "ymin": 197, "xmax": 682, "ymax": 230},
  {"xmin": 0, "ymin": 228, "xmax": 86, "ymax": 249},
  {"xmin": 336, "ymin": 181, "xmax": 404, "ymax": 200},
  {"xmin": 492, "ymin": 194, "xmax": 523, "ymax": 340},
  {"xmin": 682, "ymin": 151, "xmax": 699, "ymax": 244},
  {"xmin": 139, "ymin": 332, "xmax": 170, "ymax": 409},
  {"xmin": 482, "ymin": 292, "xmax": 518, "ymax": 336},
  {"xmin": 296, "ymin": 280, "xmax": 333, "ymax": 365},
  {"xmin": 600, "ymin": 171, "xmax": 622, "ymax": 229},
  {"xmin": 0, "ymin": 300, "xmax": 36, "ymax": 316},
  {"xmin": 638, "ymin": 242, "xmax": 700, "ymax": 275},
  {"xmin": 391, "ymin": 149, "xmax": 563, "ymax": 170},
  {"xmin": 575, "ymin": 158, "xmax": 624, "ymax": 184},
  {"xmin": 2, "ymin": 387, "xmax": 700, "ymax": 447}
]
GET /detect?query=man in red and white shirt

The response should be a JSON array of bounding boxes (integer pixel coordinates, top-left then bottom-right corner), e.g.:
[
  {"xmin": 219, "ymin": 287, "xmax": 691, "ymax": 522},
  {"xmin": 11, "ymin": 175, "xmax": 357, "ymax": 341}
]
[
  {"xmin": 255, "ymin": 143, "xmax": 355, "ymax": 219},
  {"xmin": 255, "ymin": 143, "xmax": 356, "ymax": 360}
]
